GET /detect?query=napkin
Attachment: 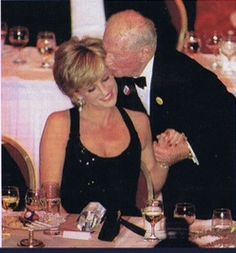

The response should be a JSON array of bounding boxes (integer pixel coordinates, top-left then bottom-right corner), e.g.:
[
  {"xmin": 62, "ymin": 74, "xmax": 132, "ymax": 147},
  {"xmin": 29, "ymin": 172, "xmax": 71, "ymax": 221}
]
[{"xmin": 62, "ymin": 230, "xmax": 91, "ymax": 240}]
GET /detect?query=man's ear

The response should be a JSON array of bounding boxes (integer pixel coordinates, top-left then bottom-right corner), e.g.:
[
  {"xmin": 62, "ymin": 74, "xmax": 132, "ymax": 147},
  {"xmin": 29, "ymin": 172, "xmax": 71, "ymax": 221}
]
[{"xmin": 140, "ymin": 46, "xmax": 152, "ymax": 63}]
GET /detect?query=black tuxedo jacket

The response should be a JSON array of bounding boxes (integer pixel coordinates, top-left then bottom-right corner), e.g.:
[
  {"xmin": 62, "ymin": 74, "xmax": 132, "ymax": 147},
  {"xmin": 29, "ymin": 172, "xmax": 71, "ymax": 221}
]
[{"xmin": 116, "ymin": 50, "xmax": 236, "ymax": 219}]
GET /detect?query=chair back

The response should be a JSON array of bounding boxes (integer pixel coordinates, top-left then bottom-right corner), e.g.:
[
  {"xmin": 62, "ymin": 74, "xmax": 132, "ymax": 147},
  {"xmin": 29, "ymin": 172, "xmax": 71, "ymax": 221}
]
[
  {"xmin": 2, "ymin": 136, "xmax": 36, "ymax": 190},
  {"xmin": 165, "ymin": 0, "xmax": 188, "ymax": 52},
  {"xmin": 136, "ymin": 162, "xmax": 154, "ymax": 209}
]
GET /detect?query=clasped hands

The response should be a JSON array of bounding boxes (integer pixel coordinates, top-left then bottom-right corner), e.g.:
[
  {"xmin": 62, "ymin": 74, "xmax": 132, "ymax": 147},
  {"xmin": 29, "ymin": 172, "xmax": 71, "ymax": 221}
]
[{"xmin": 153, "ymin": 129, "xmax": 190, "ymax": 168}]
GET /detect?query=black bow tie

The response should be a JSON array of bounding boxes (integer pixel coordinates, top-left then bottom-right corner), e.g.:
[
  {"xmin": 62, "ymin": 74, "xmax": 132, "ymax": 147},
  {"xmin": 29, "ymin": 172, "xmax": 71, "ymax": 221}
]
[{"xmin": 124, "ymin": 77, "xmax": 147, "ymax": 89}]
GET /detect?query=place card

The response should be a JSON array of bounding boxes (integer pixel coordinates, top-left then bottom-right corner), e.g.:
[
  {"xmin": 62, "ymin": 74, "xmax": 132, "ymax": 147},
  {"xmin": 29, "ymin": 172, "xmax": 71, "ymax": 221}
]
[{"xmin": 62, "ymin": 230, "xmax": 91, "ymax": 240}]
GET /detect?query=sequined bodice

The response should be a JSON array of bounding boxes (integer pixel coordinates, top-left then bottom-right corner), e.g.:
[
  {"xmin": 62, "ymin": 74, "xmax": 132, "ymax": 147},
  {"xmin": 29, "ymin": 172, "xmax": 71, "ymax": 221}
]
[{"xmin": 60, "ymin": 107, "xmax": 141, "ymax": 215}]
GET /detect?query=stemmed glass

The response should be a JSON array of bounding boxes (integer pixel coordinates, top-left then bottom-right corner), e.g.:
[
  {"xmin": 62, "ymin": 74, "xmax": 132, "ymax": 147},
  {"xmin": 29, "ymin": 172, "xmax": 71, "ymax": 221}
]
[
  {"xmin": 173, "ymin": 202, "xmax": 196, "ymax": 225},
  {"xmin": 206, "ymin": 32, "xmax": 222, "ymax": 70},
  {"xmin": 36, "ymin": 31, "xmax": 56, "ymax": 68},
  {"xmin": 8, "ymin": 26, "xmax": 29, "ymax": 64},
  {"xmin": 220, "ymin": 35, "xmax": 236, "ymax": 73},
  {"xmin": 143, "ymin": 199, "xmax": 164, "ymax": 240},
  {"xmin": 2, "ymin": 186, "xmax": 20, "ymax": 240},
  {"xmin": 18, "ymin": 189, "xmax": 46, "ymax": 248}
]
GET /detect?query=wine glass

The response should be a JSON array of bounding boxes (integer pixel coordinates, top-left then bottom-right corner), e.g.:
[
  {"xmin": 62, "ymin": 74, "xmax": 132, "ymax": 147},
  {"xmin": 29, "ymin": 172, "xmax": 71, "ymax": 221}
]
[
  {"xmin": 211, "ymin": 208, "xmax": 233, "ymax": 233},
  {"xmin": 206, "ymin": 32, "xmax": 222, "ymax": 70},
  {"xmin": 2, "ymin": 186, "xmax": 20, "ymax": 240},
  {"xmin": 18, "ymin": 189, "xmax": 46, "ymax": 248},
  {"xmin": 2, "ymin": 186, "xmax": 20, "ymax": 214},
  {"xmin": 173, "ymin": 202, "xmax": 196, "ymax": 225},
  {"xmin": 220, "ymin": 35, "xmax": 236, "ymax": 73},
  {"xmin": 36, "ymin": 31, "xmax": 56, "ymax": 68},
  {"xmin": 184, "ymin": 31, "xmax": 201, "ymax": 55},
  {"xmin": 143, "ymin": 199, "xmax": 164, "ymax": 240},
  {"xmin": 8, "ymin": 26, "xmax": 29, "ymax": 64},
  {"xmin": 25, "ymin": 188, "xmax": 46, "ymax": 213}
]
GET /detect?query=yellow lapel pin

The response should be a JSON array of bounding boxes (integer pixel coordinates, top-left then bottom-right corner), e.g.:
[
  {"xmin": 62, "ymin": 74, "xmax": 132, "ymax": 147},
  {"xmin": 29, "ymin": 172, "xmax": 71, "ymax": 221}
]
[{"xmin": 156, "ymin": 96, "xmax": 164, "ymax": 105}]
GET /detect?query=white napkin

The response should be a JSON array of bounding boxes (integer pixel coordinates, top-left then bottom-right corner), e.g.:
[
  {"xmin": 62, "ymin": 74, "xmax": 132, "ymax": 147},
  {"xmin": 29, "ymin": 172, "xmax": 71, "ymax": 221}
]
[{"xmin": 62, "ymin": 230, "xmax": 91, "ymax": 240}]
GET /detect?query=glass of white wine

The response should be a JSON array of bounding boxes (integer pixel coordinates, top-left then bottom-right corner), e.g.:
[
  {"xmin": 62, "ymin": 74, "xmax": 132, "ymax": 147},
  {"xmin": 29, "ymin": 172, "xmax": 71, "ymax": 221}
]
[
  {"xmin": 2, "ymin": 186, "xmax": 20, "ymax": 240},
  {"xmin": 8, "ymin": 26, "xmax": 29, "ymax": 64},
  {"xmin": 143, "ymin": 199, "xmax": 164, "ymax": 240},
  {"xmin": 36, "ymin": 31, "xmax": 56, "ymax": 68},
  {"xmin": 173, "ymin": 202, "xmax": 196, "ymax": 225},
  {"xmin": 2, "ymin": 186, "xmax": 20, "ymax": 214}
]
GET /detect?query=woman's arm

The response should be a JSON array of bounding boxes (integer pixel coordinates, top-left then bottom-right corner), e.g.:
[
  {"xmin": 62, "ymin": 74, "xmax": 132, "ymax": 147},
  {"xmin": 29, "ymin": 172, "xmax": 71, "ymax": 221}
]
[
  {"xmin": 40, "ymin": 110, "xmax": 70, "ymax": 186},
  {"xmin": 126, "ymin": 109, "xmax": 169, "ymax": 195}
]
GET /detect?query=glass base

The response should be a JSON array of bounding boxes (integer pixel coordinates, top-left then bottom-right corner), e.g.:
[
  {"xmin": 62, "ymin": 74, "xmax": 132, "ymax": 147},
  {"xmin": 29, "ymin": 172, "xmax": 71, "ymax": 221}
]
[
  {"xmin": 144, "ymin": 233, "xmax": 159, "ymax": 241},
  {"xmin": 43, "ymin": 227, "xmax": 60, "ymax": 235},
  {"xmin": 18, "ymin": 238, "xmax": 45, "ymax": 248}
]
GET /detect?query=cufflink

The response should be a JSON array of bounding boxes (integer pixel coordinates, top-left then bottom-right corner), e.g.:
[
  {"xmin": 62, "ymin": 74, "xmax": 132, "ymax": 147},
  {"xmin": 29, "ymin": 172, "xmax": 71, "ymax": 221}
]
[
  {"xmin": 123, "ymin": 85, "xmax": 131, "ymax": 96},
  {"xmin": 155, "ymin": 96, "xmax": 164, "ymax": 105}
]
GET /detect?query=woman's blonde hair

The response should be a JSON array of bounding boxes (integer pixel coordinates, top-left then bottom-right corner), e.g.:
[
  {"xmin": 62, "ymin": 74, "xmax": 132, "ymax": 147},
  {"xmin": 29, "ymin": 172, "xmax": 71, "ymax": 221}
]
[{"xmin": 53, "ymin": 37, "xmax": 106, "ymax": 103}]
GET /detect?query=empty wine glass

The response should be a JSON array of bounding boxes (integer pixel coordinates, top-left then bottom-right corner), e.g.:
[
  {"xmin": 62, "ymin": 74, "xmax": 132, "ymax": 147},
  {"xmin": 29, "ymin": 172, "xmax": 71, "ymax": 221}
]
[
  {"xmin": 184, "ymin": 31, "xmax": 201, "ymax": 55},
  {"xmin": 212, "ymin": 208, "xmax": 233, "ymax": 233},
  {"xmin": 2, "ymin": 186, "xmax": 20, "ymax": 214},
  {"xmin": 36, "ymin": 31, "xmax": 56, "ymax": 68},
  {"xmin": 25, "ymin": 188, "xmax": 46, "ymax": 213},
  {"xmin": 173, "ymin": 202, "xmax": 196, "ymax": 225},
  {"xmin": 206, "ymin": 32, "xmax": 222, "ymax": 70},
  {"xmin": 8, "ymin": 26, "xmax": 29, "ymax": 64},
  {"xmin": 220, "ymin": 34, "xmax": 236, "ymax": 73},
  {"xmin": 143, "ymin": 199, "xmax": 164, "ymax": 240}
]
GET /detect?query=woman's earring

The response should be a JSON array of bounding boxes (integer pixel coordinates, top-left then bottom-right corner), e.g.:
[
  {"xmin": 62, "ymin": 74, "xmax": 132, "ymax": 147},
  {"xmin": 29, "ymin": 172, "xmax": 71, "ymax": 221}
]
[{"xmin": 77, "ymin": 97, "xmax": 84, "ymax": 112}]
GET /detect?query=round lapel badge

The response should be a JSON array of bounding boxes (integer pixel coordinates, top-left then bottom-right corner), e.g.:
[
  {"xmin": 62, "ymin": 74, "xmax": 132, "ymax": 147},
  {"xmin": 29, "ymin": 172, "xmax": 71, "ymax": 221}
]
[{"xmin": 156, "ymin": 96, "xmax": 164, "ymax": 105}]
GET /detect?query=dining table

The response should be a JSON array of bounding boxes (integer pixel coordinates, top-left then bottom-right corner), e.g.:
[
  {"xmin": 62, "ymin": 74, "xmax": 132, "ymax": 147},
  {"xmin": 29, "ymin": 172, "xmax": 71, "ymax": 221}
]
[
  {"xmin": 2, "ymin": 212, "xmax": 236, "ymax": 249},
  {"xmin": 2, "ymin": 45, "xmax": 236, "ymax": 188}
]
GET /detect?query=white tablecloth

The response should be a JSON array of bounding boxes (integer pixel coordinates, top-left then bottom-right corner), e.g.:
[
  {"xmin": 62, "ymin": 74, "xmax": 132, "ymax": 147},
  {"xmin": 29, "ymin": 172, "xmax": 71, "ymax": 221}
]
[{"xmin": 2, "ymin": 46, "xmax": 73, "ymax": 187}]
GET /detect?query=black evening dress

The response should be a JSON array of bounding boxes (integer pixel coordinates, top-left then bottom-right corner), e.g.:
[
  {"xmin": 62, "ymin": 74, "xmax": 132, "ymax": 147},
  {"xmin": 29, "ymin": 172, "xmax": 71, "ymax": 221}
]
[{"xmin": 60, "ymin": 106, "xmax": 142, "ymax": 216}]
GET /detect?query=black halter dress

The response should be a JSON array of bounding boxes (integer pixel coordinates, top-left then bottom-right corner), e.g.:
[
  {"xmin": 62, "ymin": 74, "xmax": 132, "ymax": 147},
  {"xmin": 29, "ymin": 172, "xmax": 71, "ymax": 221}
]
[{"xmin": 60, "ymin": 106, "xmax": 142, "ymax": 216}]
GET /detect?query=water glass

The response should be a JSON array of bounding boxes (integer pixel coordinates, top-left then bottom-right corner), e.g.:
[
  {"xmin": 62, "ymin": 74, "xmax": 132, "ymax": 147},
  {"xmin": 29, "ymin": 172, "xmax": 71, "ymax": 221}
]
[
  {"xmin": 173, "ymin": 202, "xmax": 196, "ymax": 225},
  {"xmin": 211, "ymin": 208, "xmax": 233, "ymax": 233},
  {"xmin": 41, "ymin": 182, "xmax": 61, "ymax": 235}
]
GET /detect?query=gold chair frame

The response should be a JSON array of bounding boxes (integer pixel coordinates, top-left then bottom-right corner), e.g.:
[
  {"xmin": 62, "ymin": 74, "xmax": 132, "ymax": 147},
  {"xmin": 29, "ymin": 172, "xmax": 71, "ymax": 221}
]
[{"xmin": 2, "ymin": 135, "xmax": 36, "ymax": 190}]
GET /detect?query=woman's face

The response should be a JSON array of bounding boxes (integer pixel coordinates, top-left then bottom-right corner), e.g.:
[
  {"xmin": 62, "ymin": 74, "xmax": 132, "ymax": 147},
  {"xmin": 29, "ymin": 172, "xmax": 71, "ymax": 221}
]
[{"xmin": 76, "ymin": 69, "xmax": 118, "ymax": 110}]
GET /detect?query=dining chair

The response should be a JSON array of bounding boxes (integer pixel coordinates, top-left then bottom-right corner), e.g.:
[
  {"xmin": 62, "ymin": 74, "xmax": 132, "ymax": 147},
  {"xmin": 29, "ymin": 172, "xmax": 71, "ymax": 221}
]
[
  {"xmin": 165, "ymin": 0, "xmax": 188, "ymax": 52},
  {"xmin": 136, "ymin": 162, "xmax": 154, "ymax": 209},
  {"xmin": 2, "ymin": 135, "xmax": 36, "ymax": 190}
]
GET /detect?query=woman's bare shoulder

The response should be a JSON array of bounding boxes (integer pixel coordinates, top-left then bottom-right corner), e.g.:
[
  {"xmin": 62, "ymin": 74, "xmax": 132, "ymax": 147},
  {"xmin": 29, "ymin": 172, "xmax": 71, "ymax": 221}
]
[
  {"xmin": 124, "ymin": 108, "xmax": 149, "ymax": 127},
  {"xmin": 45, "ymin": 109, "xmax": 70, "ymax": 132}
]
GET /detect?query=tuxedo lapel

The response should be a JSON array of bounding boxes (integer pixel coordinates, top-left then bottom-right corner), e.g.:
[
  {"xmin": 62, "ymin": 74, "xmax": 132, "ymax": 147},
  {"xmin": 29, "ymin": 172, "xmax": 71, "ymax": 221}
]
[{"xmin": 116, "ymin": 77, "xmax": 147, "ymax": 113}]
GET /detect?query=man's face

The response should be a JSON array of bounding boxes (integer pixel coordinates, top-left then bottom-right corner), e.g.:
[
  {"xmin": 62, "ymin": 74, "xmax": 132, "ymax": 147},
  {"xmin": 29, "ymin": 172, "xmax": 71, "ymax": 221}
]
[{"xmin": 103, "ymin": 31, "xmax": 143, "ymax": 77}]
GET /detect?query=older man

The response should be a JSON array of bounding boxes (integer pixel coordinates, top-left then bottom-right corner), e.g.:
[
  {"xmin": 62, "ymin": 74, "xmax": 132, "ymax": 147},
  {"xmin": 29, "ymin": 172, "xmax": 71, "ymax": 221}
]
[{"xmin": 103, "ymin": 10, "xmax": 236, "ymax": 219}]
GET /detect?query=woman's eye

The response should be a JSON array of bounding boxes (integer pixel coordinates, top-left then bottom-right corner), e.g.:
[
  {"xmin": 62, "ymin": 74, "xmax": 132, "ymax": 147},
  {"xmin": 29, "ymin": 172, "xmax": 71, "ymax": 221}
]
[
  {"xmin": 102, "ymin": 75, "xmax": 109, "ymax": 82},
  {"xmin": 87, "ymin": 86, "xmax": 96, "ymax": 93}
]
